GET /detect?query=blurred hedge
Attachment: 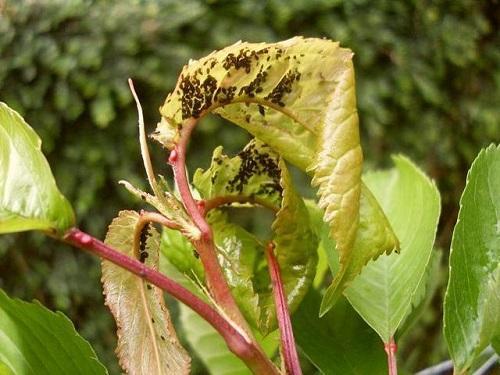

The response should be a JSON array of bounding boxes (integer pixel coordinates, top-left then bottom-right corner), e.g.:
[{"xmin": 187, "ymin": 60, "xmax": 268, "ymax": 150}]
[{"xmin": 0, "ymin": 0, "xmax": 498, "ymax": 372}]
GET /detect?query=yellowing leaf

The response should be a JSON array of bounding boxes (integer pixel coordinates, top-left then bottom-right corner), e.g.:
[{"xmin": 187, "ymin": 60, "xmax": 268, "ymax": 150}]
[
  {"xmin": 155, "ymin": 37, "xmax": 399, "ymax": 313},
  {"xmin": 102, "ymin": 210, "xmax": 190, "ymax": 375}
]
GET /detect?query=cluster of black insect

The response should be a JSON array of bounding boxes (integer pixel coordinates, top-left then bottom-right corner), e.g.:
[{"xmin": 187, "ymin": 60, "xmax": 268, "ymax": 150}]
[
  {"xmin": 139, "ymin": 224, "xmax": 150, "ymax": 263},
  {"xmin": 238, "ymin": 67, "xmax": 268, "ymax": 98},
  {"xmin": 223, "ymin": 47, "xmax": 263, "ymax": 73},
  {"xmin": 179, "ymin": 72, "xmax": 239, "ymax": 119},
  {"xmin": 176, "ymin": 45, "xmax": 296, "ymax": 119},
  {"xmin": 208, "ymin": 155, "xmax": 224, "ymax": 184},
  {"xmin": 264, "ymin": 68, "xmax": 301, "ymax": 107},
  {"xmin": 256, "ymin": 181, "xmax": 283, "ymax": 197},
  {"xmin": 226, "ymin": 143, "xmax": 282, "ymax": 197},
  {"xmin": 179, "ymin": 73, "xmax": 219, "ymax": 119},
  {"xmin": 214, "ymin": 86, "xmax": 237, "ymax": 105}
]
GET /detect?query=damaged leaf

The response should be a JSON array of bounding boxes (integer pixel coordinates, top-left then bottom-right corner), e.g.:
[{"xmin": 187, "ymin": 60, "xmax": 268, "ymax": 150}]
[
  {"xmin": 156, "ymin": 37, "xmax": 398, "ymax": 313},
  {"xmin": 102, "ymin": 210, "xmax": 190, "ymax": 374}
]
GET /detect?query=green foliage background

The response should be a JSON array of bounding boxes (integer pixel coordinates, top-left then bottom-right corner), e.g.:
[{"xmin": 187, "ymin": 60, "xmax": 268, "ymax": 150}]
[{"xmin": 0, "ymin": 0, "xmax": 498, "ymax": 373}]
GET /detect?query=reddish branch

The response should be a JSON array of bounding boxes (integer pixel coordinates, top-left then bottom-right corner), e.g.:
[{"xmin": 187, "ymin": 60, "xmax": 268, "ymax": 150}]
[
  {"xmin": 384, "ymin": 337, "xmax": 398, "ymax": 375},
  {"xmin": 266, "ymin": 242, "xmax": 303, "ymax": 375},
  {"xmin": 64, "ymin": 228, "xmax": 278, "ymax": 375},
  {"xmin": 168, "ymin": 118, "xmax": 252, "ymax": 334}
]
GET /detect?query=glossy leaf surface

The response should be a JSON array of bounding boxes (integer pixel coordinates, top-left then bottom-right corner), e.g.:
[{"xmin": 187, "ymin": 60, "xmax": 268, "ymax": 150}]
[
  {"xmin": 444, "ymin": 144, "xmax": 500, "ymax": 373},
  {"xmin": 0, "ymin": 289, "xmax": 107, "ymax": 375},
  {"xmin": 343, "ymin": 156, "xmax": 441, "ymax": 342},
  {"xmin": 0, "ymin": 102, "xmax": 74, "ymax": 235},
  {"xmin": 102, "ymin": 211, "xmax": 190, "ymax": 374}
]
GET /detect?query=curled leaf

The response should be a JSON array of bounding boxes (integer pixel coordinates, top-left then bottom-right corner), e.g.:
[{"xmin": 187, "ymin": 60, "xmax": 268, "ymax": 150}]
[
  {"xmin": 102, "ymin": 210, "xmax": 190, "ymax": 374},
  {"xmin": 155, "ymin": 37, "xmax": 398, "ymax": 313},
  {"xmin": 208, "ymin": 210, "xmax": 262, "ymax": 329},
  {"xmin": 320, "ymin": 184, "xmax": 400, "ymax": 314}
]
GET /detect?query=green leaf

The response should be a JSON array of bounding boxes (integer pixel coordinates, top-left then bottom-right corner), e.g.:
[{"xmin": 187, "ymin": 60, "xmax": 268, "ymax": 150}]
[
  {"xmin": 293, "ymin": 290, "xmax": 386, "ymax": 375},
  {"xmin": 443, "ymin": 144, "xmax": 500, "ymax": 373},
  {"xmin": 0, "ymin": 102, "xmax": 74, "ymax": 235},
  {"xmin": 161, "ymin": 226, "xmax": 205, "ymax": 283},
  {"xmin": 102, "ymin": 211, "xmax": 191, "ymax": 374},
  {"xmin": 178, "ymin": 303, "xmax": 278, "ymax": 375},
  {"xmin": 396, "ymin": 250, "xmax": 443, "ymax": 338},
  {"xmin": 194, "ymin": 140, "xmax": 317, "ymax": 333},
  {"xmin": 0, "ymin": 359, "xmax": 15, "ymax": 375},
  {"xmin": 155, "ymin": 37, "xmax": 399, "ymax": 313},
  {"xmin": 0, "ymin": 289, "xmax": 107, "ymax": 375},
  {"xmin": 341, "ymin": 155, "xmax": 441, "ymax": 342}
]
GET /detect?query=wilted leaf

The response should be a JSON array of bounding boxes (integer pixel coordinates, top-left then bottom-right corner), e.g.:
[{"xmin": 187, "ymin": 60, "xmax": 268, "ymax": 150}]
[
  {"xmin": 342, "ymin": 155, "xmax": 441, "ymax": 341},
  {"xmin": 102, "ymin": 210, "xmax": 190, "ymax": 374},
  {"xmin": 262, "ymin": 155, "xmax": 317, "ymax": 332},
  {"xmin": 0, "ymin": 102, "xmax": 74, "ymax": 235},
  {"xmin": 155, "ymin": 37, "xmax": 398, "ymax": 313},
  {"xmin": 444, "ymin": 144, "xmax": 500, "ymax": 373},
  {"xmin": 159, "ymin": 249, "xmax": 279, "ymax": 375},
  {"xmin": 0, "ymin": 289, "xmax": 107, "ymax": 375}
]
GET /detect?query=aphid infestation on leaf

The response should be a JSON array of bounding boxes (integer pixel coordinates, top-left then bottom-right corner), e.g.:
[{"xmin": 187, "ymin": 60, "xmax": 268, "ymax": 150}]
[
  {"xmin": 0, "ymin": 36, "xmax": 403, "ymax": 375},
  {"xmin": 2, "ymin": 36, "xmax": 496, "ymax": 375}
]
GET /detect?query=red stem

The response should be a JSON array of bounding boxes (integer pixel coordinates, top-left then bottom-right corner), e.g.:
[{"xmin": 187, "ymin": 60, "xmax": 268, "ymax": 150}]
[
  {"xmin": 169, "ymin": 118, "xmax": 251, "ymax": 333},
  {"xmin": 64, "ymin": 228, "xmax": 278, "ymax": 375},
  {"xmin": 266, "ymin": 242, "xmax": 302, "ymax": 375},
  {"xmin": 384, "ymin": 337, "xmax": 398, "ymax": 375}
]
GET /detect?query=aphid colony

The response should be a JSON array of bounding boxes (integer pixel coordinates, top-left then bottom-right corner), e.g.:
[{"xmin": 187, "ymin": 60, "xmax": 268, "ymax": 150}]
[{"xmin": 171, "ymin": 45, "xmax": 302, "ymax": 121}]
